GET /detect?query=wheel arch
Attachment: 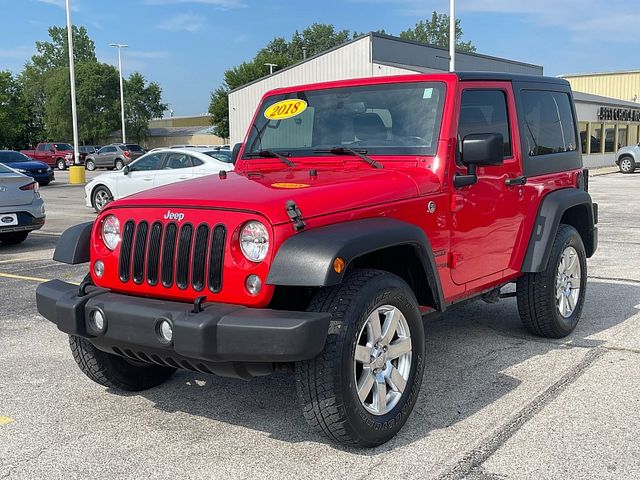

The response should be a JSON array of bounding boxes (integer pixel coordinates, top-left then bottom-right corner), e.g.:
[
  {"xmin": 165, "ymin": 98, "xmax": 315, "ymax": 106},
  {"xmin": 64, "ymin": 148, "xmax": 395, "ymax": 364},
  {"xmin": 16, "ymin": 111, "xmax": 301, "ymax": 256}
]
[
  {"xmin": 266, "ymin": 218, "xmax": 445, "ymax": 312},
  {"xmin": 521, "ymin": 188, "xmax": 597, "ymax": 273},
  {"xmin": 616, "ymin": 152, "xmax": 637, "ymax": 165}
]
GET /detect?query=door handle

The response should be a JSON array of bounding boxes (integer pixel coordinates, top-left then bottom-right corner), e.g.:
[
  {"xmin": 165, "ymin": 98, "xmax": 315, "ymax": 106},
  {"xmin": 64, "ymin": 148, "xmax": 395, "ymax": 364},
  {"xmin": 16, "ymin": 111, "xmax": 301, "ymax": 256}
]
[
  {"xmin": 178, "ymin": 175, "xmax": 189, "ymax": 179},
  {"xmin": 143, "ymin": 177, "xmax": 153, "ymax": 181},
  {"xmin": 505, "ymin": 176, "xmax": 527, "ymax": 186}
]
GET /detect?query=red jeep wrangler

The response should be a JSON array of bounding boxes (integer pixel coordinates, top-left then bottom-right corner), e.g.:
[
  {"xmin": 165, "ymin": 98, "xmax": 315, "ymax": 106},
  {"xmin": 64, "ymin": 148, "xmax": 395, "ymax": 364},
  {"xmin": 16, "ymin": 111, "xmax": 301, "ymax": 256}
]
[{"xmin": 37, "ymin": 72, "xmax": 598, "ymax": 447}]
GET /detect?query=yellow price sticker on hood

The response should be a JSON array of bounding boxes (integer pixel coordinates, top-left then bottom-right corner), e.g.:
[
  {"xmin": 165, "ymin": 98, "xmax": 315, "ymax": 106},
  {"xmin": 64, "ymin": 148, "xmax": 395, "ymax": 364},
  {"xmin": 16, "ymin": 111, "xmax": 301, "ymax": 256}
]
[
  {"xmin": 271, "ymin": 182, "xmax": 310, "ymax": 189},
  {"xmin": 264, "ymin": 99, "xmax": 308, "ymax": 120}
]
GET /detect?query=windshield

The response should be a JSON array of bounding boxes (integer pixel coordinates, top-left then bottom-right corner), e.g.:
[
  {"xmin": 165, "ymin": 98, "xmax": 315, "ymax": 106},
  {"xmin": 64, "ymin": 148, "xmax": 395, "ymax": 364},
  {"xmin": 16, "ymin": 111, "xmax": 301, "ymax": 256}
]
[
  {"xmin": 54, "ymin": 143, "xmax": 73, "ymax": 151},
  {"xmin": 0, "ymin": 151, "xmax": 31, "ymax": 163},
  {"xmin": 243, "ymin": 81, "xmax": 445, "ymax": 158}
]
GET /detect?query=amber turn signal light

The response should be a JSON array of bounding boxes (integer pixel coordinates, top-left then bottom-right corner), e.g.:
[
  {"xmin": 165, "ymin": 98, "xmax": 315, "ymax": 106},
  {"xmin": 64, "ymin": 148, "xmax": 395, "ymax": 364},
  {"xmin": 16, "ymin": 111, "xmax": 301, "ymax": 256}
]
[{"xmin": 333, "ymin": 257, "xmax": 346, "ymax": 274}]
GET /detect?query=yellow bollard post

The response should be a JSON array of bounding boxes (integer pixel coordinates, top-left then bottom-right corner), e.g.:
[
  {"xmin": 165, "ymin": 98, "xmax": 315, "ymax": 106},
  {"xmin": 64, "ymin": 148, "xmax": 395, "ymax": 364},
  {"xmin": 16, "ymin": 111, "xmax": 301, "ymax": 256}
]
[{"xmin": 68, "ymin": 165, "xmax": 86, "ymax": 184}]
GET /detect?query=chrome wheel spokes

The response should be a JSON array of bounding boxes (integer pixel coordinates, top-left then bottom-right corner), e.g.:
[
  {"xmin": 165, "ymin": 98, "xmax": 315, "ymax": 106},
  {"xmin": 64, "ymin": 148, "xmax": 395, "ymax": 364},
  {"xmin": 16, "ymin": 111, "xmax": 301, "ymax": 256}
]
[
  {"xmin": 556, "ymin": 246, "xmax": 581, "ymax": 318},
  {"xmin": 353, "ymin": 305, "xmax": 412, "ymax": 416}
]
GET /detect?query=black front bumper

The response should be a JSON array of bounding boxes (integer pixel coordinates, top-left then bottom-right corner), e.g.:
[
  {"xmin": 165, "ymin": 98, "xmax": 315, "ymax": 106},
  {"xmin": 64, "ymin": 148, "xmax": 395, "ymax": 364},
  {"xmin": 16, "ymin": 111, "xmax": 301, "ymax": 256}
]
[{"xmin": 36, "ymin": 280, "xmax": 330, "ymax": 378}]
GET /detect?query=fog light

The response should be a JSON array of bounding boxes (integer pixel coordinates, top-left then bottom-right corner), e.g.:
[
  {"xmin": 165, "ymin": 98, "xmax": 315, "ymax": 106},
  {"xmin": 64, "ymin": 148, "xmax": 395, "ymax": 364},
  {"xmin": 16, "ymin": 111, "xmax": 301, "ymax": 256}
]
[
  {"xmin": 89, "ymin": 309, "xmax": 106, "ymax": 333},
  {"xmin": 245, "ymin": 274, "xmax": 262, "ymax": 296},
  {"xmin": 94, "ymin": 260, "xmax": 104, "ymax": 278},
  {"xmin": 157, "ymin": 319, "xmax": 173, "ymax": 344}
]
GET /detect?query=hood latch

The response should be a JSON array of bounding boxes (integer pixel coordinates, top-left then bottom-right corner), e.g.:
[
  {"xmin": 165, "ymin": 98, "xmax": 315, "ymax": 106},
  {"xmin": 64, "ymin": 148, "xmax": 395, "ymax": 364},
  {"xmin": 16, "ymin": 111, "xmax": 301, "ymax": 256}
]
[{"xmin": 285, "ymin": 200, "xmax": 305, "ymax": 231}]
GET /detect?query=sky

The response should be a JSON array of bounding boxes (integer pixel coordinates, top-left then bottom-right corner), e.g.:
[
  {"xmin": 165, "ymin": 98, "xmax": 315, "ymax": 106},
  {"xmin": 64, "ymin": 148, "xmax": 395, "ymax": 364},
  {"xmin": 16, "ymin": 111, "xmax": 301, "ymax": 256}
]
[{"xmin": 1, "ymin": 0, "xmax": 639, "ymax": 116}]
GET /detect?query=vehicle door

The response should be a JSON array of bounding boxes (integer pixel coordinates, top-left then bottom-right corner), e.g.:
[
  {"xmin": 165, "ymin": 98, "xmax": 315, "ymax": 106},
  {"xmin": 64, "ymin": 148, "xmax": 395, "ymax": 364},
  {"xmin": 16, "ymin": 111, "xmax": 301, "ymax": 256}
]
[
  {"xmin": 153, "ymin": 152, "xmax": 195, "ymax": 188},
  {"xmin": 114, "ymin": 153, "xmax": 165, "ymax": 198},
  {"xmin": 35, "ymin": 143, "xmax": 50, "ymax": 164},
  {"xmin": 96, "ymin": 146, "xmax": 117, "ymax": 167},
  {"xmin": 449, "ymin": 83, "xmax": 527, "ymax": 285}
]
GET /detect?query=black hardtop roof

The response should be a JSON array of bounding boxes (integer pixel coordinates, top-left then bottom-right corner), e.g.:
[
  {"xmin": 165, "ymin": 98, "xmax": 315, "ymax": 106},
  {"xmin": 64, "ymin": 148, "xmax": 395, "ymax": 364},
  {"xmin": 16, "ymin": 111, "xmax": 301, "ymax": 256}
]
[{"xmin": 455, "ymin": 71, "xmax": 570, "ymax": 86}]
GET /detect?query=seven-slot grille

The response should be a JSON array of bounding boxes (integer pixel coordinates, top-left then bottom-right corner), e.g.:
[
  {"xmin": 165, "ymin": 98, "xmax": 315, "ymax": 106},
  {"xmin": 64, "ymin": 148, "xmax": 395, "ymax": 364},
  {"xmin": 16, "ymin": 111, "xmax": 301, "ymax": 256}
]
[{"xmin": 118, "ymin": 220, "xmax": 226, "ymax": 292}]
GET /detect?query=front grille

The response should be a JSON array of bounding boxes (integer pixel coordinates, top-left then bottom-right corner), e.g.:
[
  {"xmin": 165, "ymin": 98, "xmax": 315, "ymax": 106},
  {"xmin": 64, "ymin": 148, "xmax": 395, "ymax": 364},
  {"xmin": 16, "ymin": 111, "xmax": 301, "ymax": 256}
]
[{"xmin": 118, "ymin": 220, "xmax": 226, "ymax": 292}]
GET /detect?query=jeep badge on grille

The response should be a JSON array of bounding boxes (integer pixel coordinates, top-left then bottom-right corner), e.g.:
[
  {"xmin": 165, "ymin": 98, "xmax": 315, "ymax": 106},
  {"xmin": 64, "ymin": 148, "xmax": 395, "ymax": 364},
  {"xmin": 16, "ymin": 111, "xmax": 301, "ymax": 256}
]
[{"xmin": 164, "ymin": 210, "xmax": 185, "ymax": 221}]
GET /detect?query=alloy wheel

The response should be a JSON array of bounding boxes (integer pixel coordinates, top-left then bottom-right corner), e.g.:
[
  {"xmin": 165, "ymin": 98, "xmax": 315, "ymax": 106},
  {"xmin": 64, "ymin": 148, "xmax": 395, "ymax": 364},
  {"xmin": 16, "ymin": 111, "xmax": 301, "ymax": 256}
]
[
  {"xmin": 353, "ymin": 305, "xmax": 412, "ymax": 416},
  {"xmin": 94, "ymin": 189, "xmax": 110, "ymax": 211},
  {"xmin": 556, "ymin": 246, "xmax": 581, "ymax": 318}
]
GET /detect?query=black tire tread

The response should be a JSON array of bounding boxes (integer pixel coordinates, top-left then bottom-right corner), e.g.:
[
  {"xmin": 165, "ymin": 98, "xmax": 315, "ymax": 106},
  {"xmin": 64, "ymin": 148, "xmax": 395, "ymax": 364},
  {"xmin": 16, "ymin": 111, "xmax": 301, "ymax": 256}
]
[
  {"xmin": 69, "ymin": 335, "xmax": 175, "ymax": 391},
  {"xmin": 517, "ymin": 224, "xmax": 586, "ymax": 338},
  {"xmin": 296, "ymin": 269, "xmax": 394, "ymax": 446}
]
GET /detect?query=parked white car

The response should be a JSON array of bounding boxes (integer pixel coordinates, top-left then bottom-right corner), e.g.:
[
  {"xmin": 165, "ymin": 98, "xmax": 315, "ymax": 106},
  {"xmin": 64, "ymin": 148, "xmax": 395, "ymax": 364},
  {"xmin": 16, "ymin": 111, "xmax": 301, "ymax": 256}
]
[
  {"xmin": 616, "ymin": 143, "xmax": 640, "ymax": 173},
  {"xmin": 85, "ymin": 148, "xmax": 234, "ymax": 212}
]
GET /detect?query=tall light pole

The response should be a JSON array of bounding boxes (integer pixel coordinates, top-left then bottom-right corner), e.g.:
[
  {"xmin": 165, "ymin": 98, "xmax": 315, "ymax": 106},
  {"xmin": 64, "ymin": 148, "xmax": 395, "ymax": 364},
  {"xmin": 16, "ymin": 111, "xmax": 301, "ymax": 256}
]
[
  {"xmin": 65, "ymin": 0, "xmax": 79, "ymax": 164},
  {"xmin": 264, "ymin": 63, "xmax": 278, "ymax": 75},
  {"xmin": 449, "ymin": 0, "xmax": 456, "ymax": 72},
  {"xmin": 110, "ymin": 43, "xmax": 128, "ymax": 143}
]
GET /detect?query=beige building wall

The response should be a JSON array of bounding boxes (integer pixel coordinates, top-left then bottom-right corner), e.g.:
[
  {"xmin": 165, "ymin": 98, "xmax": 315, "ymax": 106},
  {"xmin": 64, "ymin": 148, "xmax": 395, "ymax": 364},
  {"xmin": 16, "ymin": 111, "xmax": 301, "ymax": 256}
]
[
  {"xmin": 149, "ymin": 115, "xmax": 212, "ymax": 128},
  {"xmin": 562, "ymin": 71, "xmax": 640, "ymax": 103}
]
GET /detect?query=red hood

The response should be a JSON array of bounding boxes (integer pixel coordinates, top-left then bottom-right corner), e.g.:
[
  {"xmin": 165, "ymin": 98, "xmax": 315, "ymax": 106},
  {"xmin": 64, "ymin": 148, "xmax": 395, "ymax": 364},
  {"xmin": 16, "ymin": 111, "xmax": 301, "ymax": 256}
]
[{"xmin": 112, "ymin": 166, "xmax": 440, "ymax": 225}]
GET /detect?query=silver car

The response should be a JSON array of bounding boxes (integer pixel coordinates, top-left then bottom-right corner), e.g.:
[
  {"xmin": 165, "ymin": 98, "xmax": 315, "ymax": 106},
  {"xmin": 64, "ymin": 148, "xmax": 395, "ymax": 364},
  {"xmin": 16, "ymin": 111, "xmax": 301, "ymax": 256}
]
[
  {"xmin": 84, "ymin": 143, "xmax": 145, "ymax": 171},
  {"xmin": 0, "ymin": 164, "xmax": 46, "ymax": 245},
  {"xmin": 616, "ymin": 144, "xmax": 640, "ymax": 174}
]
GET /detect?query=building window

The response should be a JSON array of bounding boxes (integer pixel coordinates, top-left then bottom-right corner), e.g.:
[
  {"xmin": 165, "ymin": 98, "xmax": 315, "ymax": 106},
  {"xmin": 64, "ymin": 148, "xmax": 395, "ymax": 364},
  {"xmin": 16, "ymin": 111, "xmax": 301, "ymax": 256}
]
[
  {"xmin": 591, "ymin": 123, "xmax": 604, "ymax": 154},
  {"xmin": 604, "ymin": 125, "xmax": 616, "ymax": 152},
  {"xmin": 618, "ymin": 125, "xmax": 628, "ymax": 148},
  {"xmin": 629, "ymin": 125, "xmax": 639, "ymax": 146},
  {"xmin": 579, "ymin": 122, "xmax": 588, "ymax": 154}
]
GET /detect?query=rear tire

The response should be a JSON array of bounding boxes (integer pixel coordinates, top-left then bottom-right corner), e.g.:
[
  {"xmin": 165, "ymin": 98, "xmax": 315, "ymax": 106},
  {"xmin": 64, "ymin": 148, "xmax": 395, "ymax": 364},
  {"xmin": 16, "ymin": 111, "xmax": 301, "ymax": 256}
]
[
  {"xmin": 69, "ymin": 335, "xmax": 176, "ymax": 391},
  {"xmin": 619, "ymin": 156, "xmax": 635, "ymax": 174},
  {"xmin": 296, "ymin": 269, "xmax": 425, "ymax": 447},
  {"xmin": 56, "ymin": 158, "xmax": 66, "ymax": 170},
  {"xmin": 114, "ymin": 159, "xmax": 124, "ymax": 170},
  {"xmin": 0, "ymin": 231, "xmax": 29, "ymax": 245},
  {"xmin": 516, "ymin": 224, "xmax": 587, "ymax": 338}
]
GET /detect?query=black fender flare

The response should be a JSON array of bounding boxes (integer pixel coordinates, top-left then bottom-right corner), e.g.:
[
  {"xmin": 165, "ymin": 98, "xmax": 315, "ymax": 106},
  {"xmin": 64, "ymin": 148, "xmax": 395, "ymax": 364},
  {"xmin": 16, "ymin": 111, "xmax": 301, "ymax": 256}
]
[
  {"xmin": 521, "ymin": 188, "xmax": 597, "ymax": 272},
  {"xmin": 53, "ymin": 222, "xmax": 93, "ymax": 264},
  {"xmin": 266, "ymin": 218, "xmax": 445, "ymax": 312}
]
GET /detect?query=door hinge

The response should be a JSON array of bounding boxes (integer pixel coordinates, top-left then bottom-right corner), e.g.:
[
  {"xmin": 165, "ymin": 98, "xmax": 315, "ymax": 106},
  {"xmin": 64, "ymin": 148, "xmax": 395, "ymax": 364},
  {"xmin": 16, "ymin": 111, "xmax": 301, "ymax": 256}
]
[{"xmin": 285, "ymin": 200, "xmax": 305, "ymax": 231}]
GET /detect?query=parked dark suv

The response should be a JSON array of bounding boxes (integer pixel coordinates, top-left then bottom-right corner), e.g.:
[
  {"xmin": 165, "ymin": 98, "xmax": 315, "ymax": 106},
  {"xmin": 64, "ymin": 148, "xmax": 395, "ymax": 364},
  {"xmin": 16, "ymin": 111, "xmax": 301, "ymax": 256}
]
[{"xmin": 84, "ymin": 144, "xmax": 144, "ymax": 171}]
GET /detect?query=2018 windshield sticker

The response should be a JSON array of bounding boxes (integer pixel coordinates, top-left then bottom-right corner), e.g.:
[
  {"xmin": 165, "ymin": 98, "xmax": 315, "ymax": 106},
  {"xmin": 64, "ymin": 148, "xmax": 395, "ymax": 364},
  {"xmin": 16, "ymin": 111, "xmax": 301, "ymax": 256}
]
[{"xmin": 264, "ymin": 99, "xmax": 308, "ymax": 120}]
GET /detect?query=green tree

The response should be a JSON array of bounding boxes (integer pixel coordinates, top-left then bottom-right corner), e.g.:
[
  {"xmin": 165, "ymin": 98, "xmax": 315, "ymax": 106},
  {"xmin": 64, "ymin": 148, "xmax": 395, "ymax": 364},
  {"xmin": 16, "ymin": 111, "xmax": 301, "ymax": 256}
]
[
  {"xmin": 31, "ymin": 25, "xmax": 97, "ymax": 72},
  {"xmin": 124, "ymin": 73, "xmax": 167, "ymax": 143},
  {"xmin": 209, "ymin": 23, "xmax": 355, "ymax": 139},
  {"xmin": 0, "ymin": 71, "xmax": 34, "ymax": 149},
  {"xmin": 400, "ymin": 11, "xmax": 476, "ymax": 52}
]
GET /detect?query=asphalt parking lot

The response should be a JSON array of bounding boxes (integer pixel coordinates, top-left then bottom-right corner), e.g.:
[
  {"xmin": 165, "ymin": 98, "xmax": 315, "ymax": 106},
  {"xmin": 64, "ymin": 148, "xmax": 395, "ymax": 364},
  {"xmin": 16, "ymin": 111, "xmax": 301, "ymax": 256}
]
[{"xmin": 1, "ymin": 169, "xmax": 639, "ymax": 479}]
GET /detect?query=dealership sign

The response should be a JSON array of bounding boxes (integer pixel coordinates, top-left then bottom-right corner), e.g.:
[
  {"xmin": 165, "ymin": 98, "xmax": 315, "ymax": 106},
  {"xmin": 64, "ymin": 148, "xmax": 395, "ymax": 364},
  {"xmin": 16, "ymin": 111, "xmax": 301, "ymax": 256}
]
[{"xmin": 598, "ymin": 106, "xmax": 640, "ymax": 121}]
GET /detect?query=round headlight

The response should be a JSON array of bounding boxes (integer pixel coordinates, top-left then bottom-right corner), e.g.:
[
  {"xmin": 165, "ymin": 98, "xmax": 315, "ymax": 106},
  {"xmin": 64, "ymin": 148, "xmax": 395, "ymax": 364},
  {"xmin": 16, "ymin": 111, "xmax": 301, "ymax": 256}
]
[
  {"xmin": 101, "ymin": 215, "xmax": 121, "ymax": 250},
  {"xmin": 239, "ymin": 221, "xmax": 269, "ymax": 262}
]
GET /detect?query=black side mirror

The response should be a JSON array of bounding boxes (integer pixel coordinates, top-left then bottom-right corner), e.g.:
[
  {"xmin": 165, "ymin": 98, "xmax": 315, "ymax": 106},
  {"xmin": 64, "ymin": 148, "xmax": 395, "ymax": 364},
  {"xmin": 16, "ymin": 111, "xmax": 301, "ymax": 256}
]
[
  {"xmin": 123, "ymin": 165, "xmax": 130, "ymax": 175},
  {"xmin": 454, "ymin": 133, "xmax": 504, "ymax": 188},
  {"xmin": 231, "ymin": 143, "xmax": 242, "ymax": 165}
]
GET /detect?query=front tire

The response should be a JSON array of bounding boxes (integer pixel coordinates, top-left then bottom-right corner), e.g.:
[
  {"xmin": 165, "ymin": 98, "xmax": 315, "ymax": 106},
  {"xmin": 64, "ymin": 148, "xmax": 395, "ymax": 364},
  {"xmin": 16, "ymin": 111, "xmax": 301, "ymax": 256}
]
[
  {"xmin": 56, "ymin": 158, "xmax": 66, "ymax": 170},
  {"xmin": 92, "ymin": 185, "xmax": 113, "ymax": 212},
  {"xmin": 0, "ymin": 231, "xmax": 29, "ymax": 245},
  {"xmin": 69, "ymin": 335, "xmax": 176, "ymax": 391},
  {"xmin": 517, "ymin": 224, "xmax": 587, "ymax": 338},
  {"xmin": 619, "ymin": 156, "xmax": 635, "ymax": 174},
  {"xmin": 296, "ymin": 269, "xmax": 425, "ymax": 447},
  {"xmin": 85, "ymin": 159, "xmax": 96, "ymax": 171},
  {"xmin": 38, "ymin": 181, "xmax": 50, "ymax": 187}
]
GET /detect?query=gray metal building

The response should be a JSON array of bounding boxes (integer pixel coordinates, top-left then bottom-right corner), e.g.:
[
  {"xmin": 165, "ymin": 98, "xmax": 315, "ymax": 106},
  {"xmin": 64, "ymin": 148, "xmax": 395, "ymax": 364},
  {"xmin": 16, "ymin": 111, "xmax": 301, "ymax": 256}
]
[{"xmin": 228, "ymin": 32, "xmax": 543, "ymax": 144}]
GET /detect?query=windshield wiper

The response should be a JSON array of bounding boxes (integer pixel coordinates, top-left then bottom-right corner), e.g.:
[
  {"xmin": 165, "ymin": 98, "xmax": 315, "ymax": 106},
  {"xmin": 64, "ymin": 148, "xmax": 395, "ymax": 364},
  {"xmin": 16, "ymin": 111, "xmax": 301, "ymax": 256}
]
[
  {"xmin": 313, "ymin": 147, "xmax": 383, "ymax": 169},
  {"xmin": 245, "ymin": 149, "xmax": 296, "ymax": 167}
]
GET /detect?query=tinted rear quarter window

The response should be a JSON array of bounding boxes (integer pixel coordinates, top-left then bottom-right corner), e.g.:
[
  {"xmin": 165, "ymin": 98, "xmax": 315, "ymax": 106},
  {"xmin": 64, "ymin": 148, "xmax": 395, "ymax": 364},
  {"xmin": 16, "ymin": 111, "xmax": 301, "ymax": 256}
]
[
  {"xmin": 125, "ymin": 144, "xmax": 143, "ymax": 152},
  {"xmin": 522, "ymin": 91, "xmax": 577, "ymax": 156}
]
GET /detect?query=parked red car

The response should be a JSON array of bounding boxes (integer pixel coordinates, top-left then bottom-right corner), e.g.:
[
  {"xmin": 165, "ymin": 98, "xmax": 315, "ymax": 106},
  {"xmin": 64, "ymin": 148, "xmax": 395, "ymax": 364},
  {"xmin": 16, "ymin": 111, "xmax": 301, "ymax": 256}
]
[
  {"xmin": 21, "ymin": 142, "xmax": 85, "ymax": 170},
  {"xmin": 37, "ymin": 72, "xmax": 598, "ymax": 447}
]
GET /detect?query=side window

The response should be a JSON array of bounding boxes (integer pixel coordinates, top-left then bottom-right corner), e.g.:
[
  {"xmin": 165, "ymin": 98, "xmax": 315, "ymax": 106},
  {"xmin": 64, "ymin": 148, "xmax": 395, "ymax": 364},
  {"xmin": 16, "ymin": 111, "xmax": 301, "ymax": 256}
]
[
  {"xmin": 37, "ymin": 144, "xmax": 48, "ymax": 152},
  {"xmin": 521, "ymin": 91, "xmax": 577, "ymax": 156},
  {"xmin": 458, "ymin": 89, "xmax": 512, "ymax": 156},
  {"xmin": 191, "ymin": 157, "xmax": 204, "ymax": 166},
  {"xmin": 163, "ymin": 153, "xmax": 192, "ymax": 170},
  {"xmin": 129, "ymin": 154, "xmax": 163, "ymax": 172}
]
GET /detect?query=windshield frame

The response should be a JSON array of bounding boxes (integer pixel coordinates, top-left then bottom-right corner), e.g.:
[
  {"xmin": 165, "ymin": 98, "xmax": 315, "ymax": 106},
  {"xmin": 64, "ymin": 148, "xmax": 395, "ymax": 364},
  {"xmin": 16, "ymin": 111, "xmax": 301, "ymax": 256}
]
[{"xmin": 242, "ymin": 81, "xmax": 446, "ymax": 160}]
